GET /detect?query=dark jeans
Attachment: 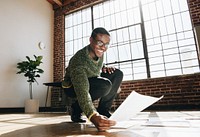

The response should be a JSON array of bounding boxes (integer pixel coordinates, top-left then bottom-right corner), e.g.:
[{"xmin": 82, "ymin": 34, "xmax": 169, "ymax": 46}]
[{"xmin": 64, "ymin": 69, "xmax": 123, "ymax": 114}]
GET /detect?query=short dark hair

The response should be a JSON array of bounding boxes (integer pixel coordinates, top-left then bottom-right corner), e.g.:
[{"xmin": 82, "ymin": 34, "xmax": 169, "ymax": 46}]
[{"xmin": 91, "ymin": 27, "xmax": 110, "ymax": 39}]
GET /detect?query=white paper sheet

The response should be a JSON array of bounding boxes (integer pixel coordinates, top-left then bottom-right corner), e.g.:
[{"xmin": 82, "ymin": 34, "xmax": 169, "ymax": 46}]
[
  {"xmin": 109, "ymin": 91, "xmax": 163, "ymax": 122},
  {"xmin": 143, "ymin": 121, "xmax": 191, "ymax": 127}
]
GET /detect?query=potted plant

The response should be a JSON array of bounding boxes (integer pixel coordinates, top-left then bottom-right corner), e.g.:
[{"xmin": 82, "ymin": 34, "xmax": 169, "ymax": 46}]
[{"xmin": 17, "ymin": 55, "xmax": 44, "ymax": 113}]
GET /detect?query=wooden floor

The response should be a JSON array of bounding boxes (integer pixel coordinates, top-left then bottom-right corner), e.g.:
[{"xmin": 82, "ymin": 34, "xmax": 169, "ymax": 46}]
[{"xmin": 0, "ymin": 111, "xmax": 200, "ymax": 137}]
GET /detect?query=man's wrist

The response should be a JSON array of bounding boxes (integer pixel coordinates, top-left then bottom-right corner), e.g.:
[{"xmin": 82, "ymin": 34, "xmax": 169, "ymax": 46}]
[{"xmin": 88, "ymin": 111, "xmax": 99, "ymax": 121}]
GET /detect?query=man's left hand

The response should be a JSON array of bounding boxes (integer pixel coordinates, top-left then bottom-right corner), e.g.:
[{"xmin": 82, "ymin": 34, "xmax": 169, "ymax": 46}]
[{"xmin": 102, "ymin": 66, "xmax": 115, "ymax": 74}]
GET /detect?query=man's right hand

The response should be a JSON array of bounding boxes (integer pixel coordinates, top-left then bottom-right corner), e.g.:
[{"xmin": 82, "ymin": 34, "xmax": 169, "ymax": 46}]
[{"xmin": 90, "ymin": 113, "xmax": 116, "ymax": 132}]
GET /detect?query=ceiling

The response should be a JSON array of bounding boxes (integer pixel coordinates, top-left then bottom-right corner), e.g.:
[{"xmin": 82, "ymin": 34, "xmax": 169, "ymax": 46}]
[{"xmin": 47, "ymin": 0, "xmax": 77, "ymax": 8}]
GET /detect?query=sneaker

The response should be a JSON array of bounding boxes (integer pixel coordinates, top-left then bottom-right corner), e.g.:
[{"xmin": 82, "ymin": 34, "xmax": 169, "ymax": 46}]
[
  {"xmin": 97, "ymin": 108, "xmax": 111, "ymax": 118},
  {"xmin": 71, "ymin": 114, "xmax": 86, "ymax": 123},
  {"xmin": 70, "ymin": 102, "xmax": 86, "ymax": 123}
]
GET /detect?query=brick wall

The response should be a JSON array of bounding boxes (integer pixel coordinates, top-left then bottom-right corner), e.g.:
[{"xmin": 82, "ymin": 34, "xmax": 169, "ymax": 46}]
[
  {"xmin": 52, "ymin": 0, "xmax": 200, "ymax": 111},
  {"xmin": 188, "ymin": 0, "xmax": 200, "ymax": 26},
  {"xmin": 53, "ymin": 10, "xmax": 65, "ymax": 82}
]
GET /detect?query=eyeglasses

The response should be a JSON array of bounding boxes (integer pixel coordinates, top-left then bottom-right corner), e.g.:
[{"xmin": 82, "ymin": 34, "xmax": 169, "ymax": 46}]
[{"xmin": 95, "ymin": 39, "xmax": 109, "ymax": 48}]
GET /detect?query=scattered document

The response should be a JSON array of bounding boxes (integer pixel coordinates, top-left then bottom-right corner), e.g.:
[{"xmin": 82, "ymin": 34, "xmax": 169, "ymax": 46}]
[
  {"xmin": 109, "ymin": 91, "xmax": 163, "ymax": 122},
  {"xmin": 110, "ymin": 120, "xmax": 144, "ymax": 129},
  {"xmin": 143, "ymin": 121, "xmax": 190, "ymax": 127}
]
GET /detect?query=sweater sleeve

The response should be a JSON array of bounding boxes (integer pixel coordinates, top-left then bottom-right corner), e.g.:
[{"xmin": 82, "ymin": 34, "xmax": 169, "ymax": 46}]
[{"xmin": 70, "ymin": 67, "xmax": 96, "ymax": 118}]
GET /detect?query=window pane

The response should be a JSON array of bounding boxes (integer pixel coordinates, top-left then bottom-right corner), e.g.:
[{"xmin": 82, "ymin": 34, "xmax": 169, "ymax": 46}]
[
  {"xmin": 150, "ymin": 64, "xmax": 165, "ymax": 72},
  {"xmin": 133, "ymin": 60, "xmax": 147, "ymax": 80},
  {"xmin": 104, "ymin": 16, "xmax": 111, "ymax": 30},
  {"xmin": 149, "ymin": 3, "xmax": 157, "ymax": 20},
  {"xmin": 103, "ymin": 1, "xmax": 111, "ymax": 16},
  {"xmin": 162, "ymin": 0, "xmax": 172, "ymax": 16},
  {"xmin": 131, "ymin": 41, "xmax": 144, "ymax": 59},
  {"xmin": 151, "ymin": 71, "xmax": 166, "ymax": 78},
  {"xmin": 151, "ymin": 19, "xmax": 160, "ymax": 37},
  {"xmin": 126, "ymin": 0, "xmax": 139, "ymax": 9},
  {"xmin": 174, "ymin": 13, "xmax": 183, "ymax": 32},
  {"xmin": 149, "ymin": 56, "xmax": 164, "ymax": 65},
  {"xmin": 156, "ymin": 0, "xmax": 164, "ymax": 17},
  {"xmin": 118, "ymin": 44, "xmax": 131, "ymax": 61},
  {"xmin": 106, "ymin": 46, "xmax": 119, "ymax": 63},
  {"xmin": 166, "ymin": 16, "xmax": 175, "ymax": 34},
  {"xmin": 166, "ymin": 69, "xmax": 182, "ymax": 76},
  {"xmin": 165, "ymin": 62, "xmax": 181, "ymax": 69},
  {"xmin": 182, "ymin": 12, "xmax": 192, "ymax": 31},
  {"xmin": 120, "ymin": 62, "xmax": 133, "ymax": 81},
  {"xmin": 121, "ymin": 11, "xmax": 128, "ymax": 27},
  {"xmin": 171, "ymin": 0, "xmax": 180, "ymax": 14},
  {"xmin": 127, "ymin": 9, "xmax": 135, "ymax": 25},
  {"xmin": 158, "ymin": 18, "xmax": 167, "ymax": 35},
  {"xmin": 179, "ymin": 0, "xmax": 189, "ymax": 11},
  {"xmin": 143, "ymin": 4, "xmax": 150, "ymax": 21}
]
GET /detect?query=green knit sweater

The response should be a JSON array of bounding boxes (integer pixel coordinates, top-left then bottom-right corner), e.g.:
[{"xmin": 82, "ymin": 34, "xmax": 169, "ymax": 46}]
[{"xmin": 62, "ymin": 45, "xmax": 104, "ymax": 118}]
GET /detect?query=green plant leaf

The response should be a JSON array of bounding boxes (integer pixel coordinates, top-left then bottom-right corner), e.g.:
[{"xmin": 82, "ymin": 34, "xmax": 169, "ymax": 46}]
[{"xmin": 16, "ymin": 55, "xmax": 44, "ymax": 83}]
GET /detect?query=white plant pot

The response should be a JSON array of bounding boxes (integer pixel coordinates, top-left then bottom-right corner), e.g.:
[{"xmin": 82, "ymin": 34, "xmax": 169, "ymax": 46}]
[{"xmin": 25, "ymin": 99, "xmax": 39, "ymax": 113}]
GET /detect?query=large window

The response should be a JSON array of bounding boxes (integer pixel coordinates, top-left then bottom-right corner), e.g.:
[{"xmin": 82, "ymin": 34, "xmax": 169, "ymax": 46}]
[{"xmin": 65, "ymin": 0, "xmax": 200, "ymax": 81}]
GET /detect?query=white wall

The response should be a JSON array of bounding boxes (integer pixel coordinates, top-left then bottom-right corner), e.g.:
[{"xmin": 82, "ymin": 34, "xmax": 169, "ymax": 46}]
[{"xmin": 0, "ymin": 0, "xmax": 54, "ymax": 107}]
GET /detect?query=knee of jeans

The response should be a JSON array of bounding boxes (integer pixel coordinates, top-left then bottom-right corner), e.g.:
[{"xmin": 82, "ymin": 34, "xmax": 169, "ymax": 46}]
[{"xmin": 101, "ymin": 79, "xmax": 112, "ymax": 96}]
